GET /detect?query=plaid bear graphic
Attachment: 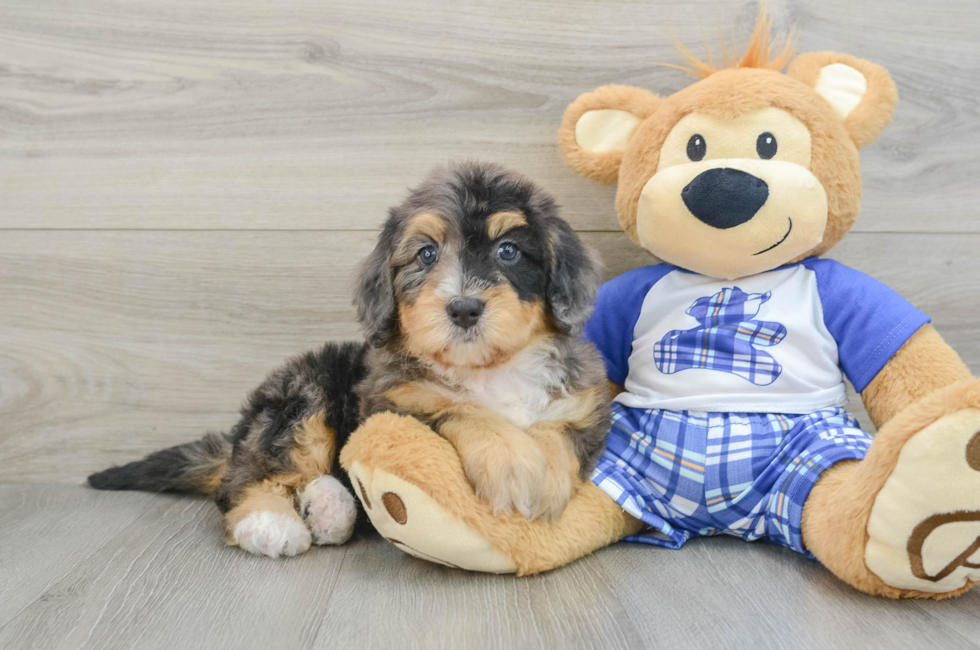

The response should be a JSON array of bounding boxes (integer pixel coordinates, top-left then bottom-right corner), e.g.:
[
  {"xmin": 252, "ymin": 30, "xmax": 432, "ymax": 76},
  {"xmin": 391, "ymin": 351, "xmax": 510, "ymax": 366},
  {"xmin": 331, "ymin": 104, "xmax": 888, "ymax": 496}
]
[{"xmin": 653, "ymin": 287, "xmax": 787, "ymax": 385}]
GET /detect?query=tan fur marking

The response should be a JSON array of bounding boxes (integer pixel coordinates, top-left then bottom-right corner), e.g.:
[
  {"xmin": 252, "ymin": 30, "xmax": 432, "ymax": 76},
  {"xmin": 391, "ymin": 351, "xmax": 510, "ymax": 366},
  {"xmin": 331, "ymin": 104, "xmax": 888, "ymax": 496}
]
[
  {"xmin": 289, "ymin": 414, "xmax": 338, "ymax": 481},
  {"xmin": 525, "ymin": 421, "xmax": 582, "ymax": 520},
  {"xmin": 400, "ymin": 276, "xmax": 551, "ymax": 369},
  {"xmin": 405, "ymin": 212, "xmax": 446, "ymax": 243},
  {"xmin": 466, "ymin": 287, "xmax": 551, "ymax": 368},
  {"xmin": 607, "ymin": 380, "xmax": 625, "ymax": 399},
  {"xmin": 223, "ymin": 479, "xmax": 302, "ymax": 544},
  {"xmin": 547, "ymin": 386, "xmax": 607, "ymax": 430},
  {"xmin": 385, "ymin": 382, "xmax": 455, "ymax": 416},
  {"xmin": 487, "ymin": 210, "xmax": 528, "ymax": 240},
  {"xmin": 193, "ymin": 461, "xmax": 228, "ymax": 493},
  {"xmin": 222, "ymin": 426, "xmax": 337, "ymax": 544}
]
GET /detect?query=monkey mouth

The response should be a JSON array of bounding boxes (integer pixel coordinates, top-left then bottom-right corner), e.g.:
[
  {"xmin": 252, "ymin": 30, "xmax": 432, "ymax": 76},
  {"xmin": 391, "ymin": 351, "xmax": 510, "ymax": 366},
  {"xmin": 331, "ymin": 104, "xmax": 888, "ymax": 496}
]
[{"xmin": 753, "ymin": 217, "xmax": 793, "ymax": 256}]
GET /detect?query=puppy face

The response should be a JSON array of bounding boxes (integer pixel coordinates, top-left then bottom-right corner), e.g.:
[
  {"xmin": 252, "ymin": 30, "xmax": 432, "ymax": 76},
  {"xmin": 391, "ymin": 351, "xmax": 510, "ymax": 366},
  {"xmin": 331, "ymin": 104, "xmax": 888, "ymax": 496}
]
[{"xmin": 355, "ymin": 162, "xmax": 600, "ymax": 369}]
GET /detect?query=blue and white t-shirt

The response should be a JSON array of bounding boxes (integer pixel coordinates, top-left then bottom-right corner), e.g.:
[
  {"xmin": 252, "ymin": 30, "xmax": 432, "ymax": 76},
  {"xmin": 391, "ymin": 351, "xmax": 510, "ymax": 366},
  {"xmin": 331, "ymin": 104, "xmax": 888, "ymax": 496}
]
[{"xmin": 584, "ymin": 258, "xmax": 930, "ymax": 414}]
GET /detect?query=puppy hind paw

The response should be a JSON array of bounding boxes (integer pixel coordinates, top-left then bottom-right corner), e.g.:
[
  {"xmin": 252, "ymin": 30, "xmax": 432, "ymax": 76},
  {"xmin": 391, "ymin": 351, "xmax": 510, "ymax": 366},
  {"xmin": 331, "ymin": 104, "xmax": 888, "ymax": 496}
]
[
  {"xmin": 233, "ymin": 511, "xmax": 312, "ymax": 559},
  {"xmin": 299, "ymin": 475, "xmax": 357, "ymax": 545}
]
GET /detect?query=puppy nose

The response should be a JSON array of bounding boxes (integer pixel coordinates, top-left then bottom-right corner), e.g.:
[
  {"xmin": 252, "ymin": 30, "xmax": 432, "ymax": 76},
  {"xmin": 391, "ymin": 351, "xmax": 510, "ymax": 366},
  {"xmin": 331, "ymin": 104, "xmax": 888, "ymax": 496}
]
[
  {"xmin": 446, "ymin": 298, "xmax": 484, "ymax": 329},
  {"xmin": 682, "ymin": 167, "xmax": 769, "ymax": 230}
]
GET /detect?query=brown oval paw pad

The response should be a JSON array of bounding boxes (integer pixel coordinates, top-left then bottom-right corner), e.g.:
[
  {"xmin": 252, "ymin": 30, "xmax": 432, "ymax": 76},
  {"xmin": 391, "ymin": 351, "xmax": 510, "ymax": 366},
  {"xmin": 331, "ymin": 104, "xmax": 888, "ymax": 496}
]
[
  {"xmin": 382, "ymin": 492, "xmax": 407, "ymax": 524},
  {"xmin": 967, "ymin": 431, "xmax": 980, "ymax": 472}
]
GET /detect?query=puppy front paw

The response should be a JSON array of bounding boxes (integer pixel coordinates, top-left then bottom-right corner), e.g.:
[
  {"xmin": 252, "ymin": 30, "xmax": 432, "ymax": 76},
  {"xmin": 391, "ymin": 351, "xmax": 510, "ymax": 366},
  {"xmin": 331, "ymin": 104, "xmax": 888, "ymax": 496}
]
[
  {"xmin": 531, "ymin": 468, "xmax": 578, "ymax": 521},
  {"xmin": 463, "ymin": 434, "xmax": 548, "ymax": 519}
]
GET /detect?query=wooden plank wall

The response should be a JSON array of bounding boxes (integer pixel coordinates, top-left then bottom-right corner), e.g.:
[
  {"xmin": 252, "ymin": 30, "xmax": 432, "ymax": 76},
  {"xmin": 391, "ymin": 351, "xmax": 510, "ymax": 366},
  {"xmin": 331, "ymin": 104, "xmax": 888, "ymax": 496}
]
[{"xmin": 1, "ymin": 0, "xmax": 978, "ymax": 483}]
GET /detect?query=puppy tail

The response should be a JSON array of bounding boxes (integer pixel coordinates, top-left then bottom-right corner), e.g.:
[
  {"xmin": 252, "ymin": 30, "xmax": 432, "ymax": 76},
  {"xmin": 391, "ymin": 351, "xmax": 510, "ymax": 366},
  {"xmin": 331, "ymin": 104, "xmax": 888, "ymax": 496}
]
[{"xmin": 87, "ymin": 432, "xmax": 232, "ymax": 494}]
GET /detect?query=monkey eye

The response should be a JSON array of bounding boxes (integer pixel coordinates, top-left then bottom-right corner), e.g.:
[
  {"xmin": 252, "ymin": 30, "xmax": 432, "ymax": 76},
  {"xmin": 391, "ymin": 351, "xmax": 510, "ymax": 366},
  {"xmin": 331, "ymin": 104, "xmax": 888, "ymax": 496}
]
[
  {"xmin": 418, "ymin": 245, "xmax": 438, "ymax": 267},
  {"xmin": 496, "ymin": 242, "xmax": 520, "ymax": 263},
  {"xmin": 687, "ymin": 134, "xmax": 706, "ymax": 161},
  {"xmin": 757, "ymin": 132, "xmax": 778, "ymax": 159}
]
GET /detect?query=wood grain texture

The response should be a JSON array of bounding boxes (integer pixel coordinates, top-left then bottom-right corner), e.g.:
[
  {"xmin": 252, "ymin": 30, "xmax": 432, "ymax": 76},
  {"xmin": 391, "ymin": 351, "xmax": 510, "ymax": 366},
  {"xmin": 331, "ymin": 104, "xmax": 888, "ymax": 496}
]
[
  {"xmin": 0, "ymin": 487, "xmax": 345, "ymax": 650},
  {"xmin": 1, "ymin": 0, "xmax": 978, "ymax": 233},
  {"xmin": 1, "ymin": 485, "xmax": 977, "ymax": 650},
  {"xmin": 1, "ymin": 231, "xmax": 978, "ymax": 483}
]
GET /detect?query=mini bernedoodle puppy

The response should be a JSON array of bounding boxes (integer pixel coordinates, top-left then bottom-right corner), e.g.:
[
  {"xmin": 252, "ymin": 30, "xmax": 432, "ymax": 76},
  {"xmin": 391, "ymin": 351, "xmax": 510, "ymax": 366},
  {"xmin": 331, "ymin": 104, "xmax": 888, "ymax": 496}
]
[{"xmin": 89, "ymin": 162, "xmax": 610, "ymax": 558}]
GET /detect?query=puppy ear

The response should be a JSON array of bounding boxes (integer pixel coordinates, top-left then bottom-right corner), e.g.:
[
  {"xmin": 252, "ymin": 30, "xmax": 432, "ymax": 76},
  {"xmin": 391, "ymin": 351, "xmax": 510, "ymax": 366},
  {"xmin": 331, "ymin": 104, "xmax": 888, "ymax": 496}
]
[
  {"xmin": 559, "ymin": 85, "xmax": 662, "ymax": 186},
  {"xmin": 545, "ymin": 219, "xmax": 602, "ymax": 334},
  {"xmin": 353, "ymin": 229, "xmax": 398, "ymax": 347},
  {"xmin": 787, "ymin": 52, "xmax": 898, "ymax": 149}
]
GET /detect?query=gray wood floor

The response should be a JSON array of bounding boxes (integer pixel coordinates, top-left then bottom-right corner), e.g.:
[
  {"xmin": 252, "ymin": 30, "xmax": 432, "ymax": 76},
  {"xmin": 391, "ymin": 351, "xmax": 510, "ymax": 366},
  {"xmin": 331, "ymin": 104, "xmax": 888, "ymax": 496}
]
[
  {"xmin": 1, "ymin": 485, "xmax": 978, "ymax": 650},
  {"xmin": 2, "ymin": 0, "xmax": 980, "ymax": 647}
]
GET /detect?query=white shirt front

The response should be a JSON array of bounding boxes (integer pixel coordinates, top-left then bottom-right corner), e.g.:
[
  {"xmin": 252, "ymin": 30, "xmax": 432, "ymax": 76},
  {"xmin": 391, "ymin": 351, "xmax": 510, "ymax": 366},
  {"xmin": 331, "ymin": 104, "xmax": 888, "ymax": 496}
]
[{"xmin": 615, "ymin": 265, "xmax": 846, "ymax": 413}]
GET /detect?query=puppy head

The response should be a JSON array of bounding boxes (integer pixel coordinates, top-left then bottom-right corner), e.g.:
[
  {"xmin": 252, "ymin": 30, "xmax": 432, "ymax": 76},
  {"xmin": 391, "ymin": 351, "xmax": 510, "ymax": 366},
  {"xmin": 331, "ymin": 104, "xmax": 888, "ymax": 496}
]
[{"xmin": 354, "ymin": 162, "xmax": 601, "ymax": 369}]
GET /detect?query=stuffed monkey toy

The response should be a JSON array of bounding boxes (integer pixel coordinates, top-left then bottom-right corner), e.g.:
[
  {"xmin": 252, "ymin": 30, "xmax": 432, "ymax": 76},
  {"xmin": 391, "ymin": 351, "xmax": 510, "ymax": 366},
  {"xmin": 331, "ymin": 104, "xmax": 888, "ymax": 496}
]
[{"xmin": 341, "ymin": 13, "xmax": 980, "ymax": 599}]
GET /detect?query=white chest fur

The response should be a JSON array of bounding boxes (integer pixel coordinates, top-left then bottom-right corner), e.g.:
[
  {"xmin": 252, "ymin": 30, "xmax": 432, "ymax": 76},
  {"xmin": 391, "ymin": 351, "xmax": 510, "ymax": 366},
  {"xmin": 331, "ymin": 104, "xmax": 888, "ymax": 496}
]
[{"xmin": 430, "ymin": 344, "xmax": 569, "ymax": 429}]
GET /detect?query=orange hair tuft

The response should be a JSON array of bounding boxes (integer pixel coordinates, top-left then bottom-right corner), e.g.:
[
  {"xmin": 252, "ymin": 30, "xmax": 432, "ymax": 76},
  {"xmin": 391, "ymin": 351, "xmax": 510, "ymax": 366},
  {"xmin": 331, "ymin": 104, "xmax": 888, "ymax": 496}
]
[{"xmin": 664, "ymin": 7, "xmax": 796, "ymax": 79}]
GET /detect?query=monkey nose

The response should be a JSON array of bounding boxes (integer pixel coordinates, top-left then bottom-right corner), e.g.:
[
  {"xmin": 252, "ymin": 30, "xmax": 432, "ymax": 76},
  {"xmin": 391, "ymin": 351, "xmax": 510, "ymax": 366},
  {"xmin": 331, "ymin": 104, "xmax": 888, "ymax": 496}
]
[{"xmin": 682, "ymin": 167, "xmax": 769, "ymax": 229}]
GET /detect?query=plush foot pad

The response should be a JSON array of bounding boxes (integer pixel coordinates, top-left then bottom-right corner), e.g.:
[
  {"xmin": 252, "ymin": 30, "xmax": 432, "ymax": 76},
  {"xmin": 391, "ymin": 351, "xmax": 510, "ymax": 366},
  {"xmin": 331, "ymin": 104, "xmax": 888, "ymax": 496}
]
[
  {"xmin": 299, "ymin": 475, "xmax": 357, "ymax": 545},
  {"xmin": 866, "ymin": 409, "xmax": 980, "ymax": 593},
  {"xmin": 233, "ymin": 511, "xmax": 312, "ymax": 558},
  {"xmin": 347, "ymin": 461, "xmax": 516, "ymax": 573}
]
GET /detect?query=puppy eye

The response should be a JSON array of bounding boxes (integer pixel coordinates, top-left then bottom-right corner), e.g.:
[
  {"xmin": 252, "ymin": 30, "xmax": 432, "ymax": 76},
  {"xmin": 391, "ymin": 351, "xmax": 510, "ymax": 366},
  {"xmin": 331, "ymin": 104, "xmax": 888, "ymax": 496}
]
[
  {"xmin": 418, "ymin": 245, "xmax": 438, "ymax": 267},
  {"xmin": 687, "ymin": 134, "xmax": 706, "ymax": 161},
  {"xmin": 756, "ymin": 132, "xmax": 777, "ymax": 159},
  {"xmin": 496, "ymin": 242, "xmax": 520, "ymax": 263}
]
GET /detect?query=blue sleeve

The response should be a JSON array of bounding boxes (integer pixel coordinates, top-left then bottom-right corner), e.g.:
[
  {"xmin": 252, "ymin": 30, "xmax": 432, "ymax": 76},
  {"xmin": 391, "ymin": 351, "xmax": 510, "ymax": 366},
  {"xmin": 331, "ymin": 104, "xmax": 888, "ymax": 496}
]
[
  {"xmin": 804, "ymin": 258, "xmax": 931, "ymax": 393},
  {"xmin": 583, "ymin": 264, "xmax": 676, "ymax": 385}
]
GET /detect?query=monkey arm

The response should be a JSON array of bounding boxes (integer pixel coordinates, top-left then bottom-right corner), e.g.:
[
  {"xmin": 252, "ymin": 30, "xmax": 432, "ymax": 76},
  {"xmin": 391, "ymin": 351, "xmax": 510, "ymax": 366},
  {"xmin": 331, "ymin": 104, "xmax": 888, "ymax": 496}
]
[{"xmin": 860, "ymin": 324, "xmax": 972, "ymax": 429}]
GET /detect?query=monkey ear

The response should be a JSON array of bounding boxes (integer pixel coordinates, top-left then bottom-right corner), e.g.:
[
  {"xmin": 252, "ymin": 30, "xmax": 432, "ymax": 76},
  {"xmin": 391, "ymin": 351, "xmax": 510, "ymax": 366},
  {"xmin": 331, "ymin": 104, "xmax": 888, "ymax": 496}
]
[
  {"xmin": 787, "ymin": 52, "xmax": 898, "ymax": 149},
  {"xmin": 559, "ymin": 85, "xmax": 662, "ymax": 185},
  {"xmin": 353, "ymin": 228, "xmax": 398, "ymax": 347}
]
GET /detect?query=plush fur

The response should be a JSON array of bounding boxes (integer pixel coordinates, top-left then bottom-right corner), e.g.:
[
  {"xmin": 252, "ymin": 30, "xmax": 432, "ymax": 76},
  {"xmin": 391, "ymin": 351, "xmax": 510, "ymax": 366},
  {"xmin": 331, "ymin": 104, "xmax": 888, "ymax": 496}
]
[{"xmin": 90, "ymin": 161, "xmax": 610, "ymax": 554}]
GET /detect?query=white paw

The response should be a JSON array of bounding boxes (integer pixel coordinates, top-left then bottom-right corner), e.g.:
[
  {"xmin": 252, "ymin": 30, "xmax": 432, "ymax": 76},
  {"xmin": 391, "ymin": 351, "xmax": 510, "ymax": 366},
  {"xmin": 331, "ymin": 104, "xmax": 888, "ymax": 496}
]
[
  {"xmin": 299, "ymin": 475, "xmax": 357, "ymax": 545},
  {"xmin": 233, "ymin": 511, "xmax": 312, "ymax": 558}
]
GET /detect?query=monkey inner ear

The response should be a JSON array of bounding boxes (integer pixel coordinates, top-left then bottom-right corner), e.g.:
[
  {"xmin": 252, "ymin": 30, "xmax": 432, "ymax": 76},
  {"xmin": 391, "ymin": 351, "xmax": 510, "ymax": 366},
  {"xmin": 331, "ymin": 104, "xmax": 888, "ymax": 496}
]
[
  {"xmin": 559, "ymin": 85, "xmax": 661, "ymax": 186},
  {"xmin": 353, "ymin": 233, "xmax": 398, "ymax": 347},
  {"xmin": 788, "ymin": 52, "xmax": 898, "ymax": 149},
  {"xmin": 545, "ymin": 219, "xmax": 602, "ymax": 334}
]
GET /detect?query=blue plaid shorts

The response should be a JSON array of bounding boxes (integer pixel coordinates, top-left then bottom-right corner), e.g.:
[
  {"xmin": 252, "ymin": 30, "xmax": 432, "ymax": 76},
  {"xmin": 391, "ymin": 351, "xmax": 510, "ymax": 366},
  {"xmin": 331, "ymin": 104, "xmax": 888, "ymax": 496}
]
[{"xmin": 591, "ymin": 404, "xmax": 873, "ymax": 558}]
